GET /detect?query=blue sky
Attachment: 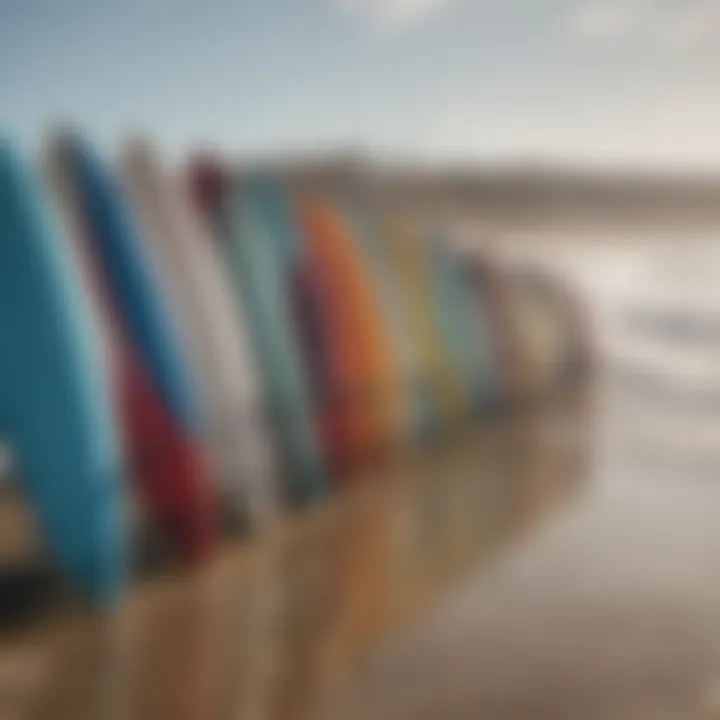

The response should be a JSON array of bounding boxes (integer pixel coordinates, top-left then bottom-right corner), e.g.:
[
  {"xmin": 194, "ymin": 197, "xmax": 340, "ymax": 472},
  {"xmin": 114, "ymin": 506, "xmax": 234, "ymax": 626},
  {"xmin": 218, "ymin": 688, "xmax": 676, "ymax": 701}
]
[{"xmin": 1, "ymin": 0, "xmax": 719, "ymax": 169}]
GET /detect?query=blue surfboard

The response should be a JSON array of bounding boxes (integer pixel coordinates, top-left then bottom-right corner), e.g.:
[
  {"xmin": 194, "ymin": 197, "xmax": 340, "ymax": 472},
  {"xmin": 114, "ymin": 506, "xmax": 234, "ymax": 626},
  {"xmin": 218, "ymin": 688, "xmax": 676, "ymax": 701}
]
[
  {"xmin": 454, "ymin": 250, "xmax": 504, "ymax": 408},
  {"xmin": 442, "ymin": 245, "xmax": 500, "ymax": 410},
  {"xmin": 426, "ymin": 240, "xmax": 498, "ymax": 414},
  {"xmin": 0, "ymin": 140, "xmax": 126, "ymax": 604},
  {"xmin": 64, "ymin": 137, "xmax": 200, "ymax": 435},
  {"xmin": 50, "ymin": 133, "xmax": 217, "ymax": 561}
]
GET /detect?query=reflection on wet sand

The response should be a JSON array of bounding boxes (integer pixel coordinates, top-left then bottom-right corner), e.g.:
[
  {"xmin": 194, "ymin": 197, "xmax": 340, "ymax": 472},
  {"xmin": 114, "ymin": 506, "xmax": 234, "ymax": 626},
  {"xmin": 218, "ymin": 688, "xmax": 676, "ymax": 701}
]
[{"xmin": 0, "ymin": 387, "xmax": 590, "ymax": 720}]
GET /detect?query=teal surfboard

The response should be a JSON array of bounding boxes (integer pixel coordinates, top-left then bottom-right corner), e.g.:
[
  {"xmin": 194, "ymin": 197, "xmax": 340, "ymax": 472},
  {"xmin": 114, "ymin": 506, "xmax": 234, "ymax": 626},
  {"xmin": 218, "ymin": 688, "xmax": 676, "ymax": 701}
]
[
  {"xmin": 219, "ymin": 179, "xmax": 327, "ymax": 506},
  {"xmin": 0, "ymin": 140, "xmax": 126, "ymax": 604},
  {"xmin": 426, "ymin": 239, "xmax": 498, "ymax": 414}
]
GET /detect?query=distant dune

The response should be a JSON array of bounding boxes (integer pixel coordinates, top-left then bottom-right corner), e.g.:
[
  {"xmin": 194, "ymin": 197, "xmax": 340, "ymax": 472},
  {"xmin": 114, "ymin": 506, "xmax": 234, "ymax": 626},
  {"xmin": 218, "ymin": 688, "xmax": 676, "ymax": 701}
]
[{"xmin": 236, "ymin": 154, "xmax": 720, "ymax": 232}]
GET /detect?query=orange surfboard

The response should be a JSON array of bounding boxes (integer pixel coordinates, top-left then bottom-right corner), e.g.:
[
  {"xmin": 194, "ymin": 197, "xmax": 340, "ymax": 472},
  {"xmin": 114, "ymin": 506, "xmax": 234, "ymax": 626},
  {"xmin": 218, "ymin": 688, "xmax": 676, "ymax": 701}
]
[
  {"xmin": 334, "ymin": 204, "xmax": 426, "ymax": 443},
  {"xmin": 296, "ymin": 198, "xmax": 402, "ymax": 475}
]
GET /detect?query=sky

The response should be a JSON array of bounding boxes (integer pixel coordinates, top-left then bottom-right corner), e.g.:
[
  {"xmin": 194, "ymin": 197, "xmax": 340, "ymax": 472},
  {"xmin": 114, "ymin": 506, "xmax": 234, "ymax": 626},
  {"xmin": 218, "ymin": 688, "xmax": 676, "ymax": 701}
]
[{"xmin": 1, "ymin": 0, "xmax": 720, "ymax": 170}]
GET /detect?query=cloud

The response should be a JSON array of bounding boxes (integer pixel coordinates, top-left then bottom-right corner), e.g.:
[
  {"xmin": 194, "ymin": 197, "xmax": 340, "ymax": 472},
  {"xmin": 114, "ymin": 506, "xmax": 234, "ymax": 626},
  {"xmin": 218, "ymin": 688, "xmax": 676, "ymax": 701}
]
[
  {"xmin": 568, "ymin": 0, "xmax": 653, "ymax": 39},
  {"xmin": 567, "ymin": 0, "xmax": 720, "ymax": 51},
  {"xmin": 331, "ymin": 0, "xmax": 459, "ymax": 28}
]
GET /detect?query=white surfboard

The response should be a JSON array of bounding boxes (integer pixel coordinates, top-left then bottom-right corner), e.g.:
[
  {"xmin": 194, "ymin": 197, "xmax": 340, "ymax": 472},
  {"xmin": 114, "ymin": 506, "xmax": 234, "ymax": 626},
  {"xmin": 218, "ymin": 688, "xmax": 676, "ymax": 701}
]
[{"xmin": 120, "ymin": 139, "xmax": 281, "ymax": 529}]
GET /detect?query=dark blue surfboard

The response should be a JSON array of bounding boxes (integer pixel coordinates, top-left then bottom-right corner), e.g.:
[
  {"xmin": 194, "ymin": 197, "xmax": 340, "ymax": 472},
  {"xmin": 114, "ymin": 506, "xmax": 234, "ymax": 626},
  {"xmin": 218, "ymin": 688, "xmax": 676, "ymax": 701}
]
[
  {"xmin": 52, "ymin": 134, "xmax": 217, "ymax": 561},
  {"xmin": 65, "ymin": 137, "xmax": 200, "ymax": 434},
  {"xmin": 0, "ymin": 140, "xmax": 127, "ymax": 604}
]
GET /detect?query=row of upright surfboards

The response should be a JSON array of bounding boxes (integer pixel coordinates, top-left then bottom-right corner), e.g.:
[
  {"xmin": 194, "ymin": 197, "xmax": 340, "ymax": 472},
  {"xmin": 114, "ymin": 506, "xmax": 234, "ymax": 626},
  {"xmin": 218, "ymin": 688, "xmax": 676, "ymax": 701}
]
[{"xmin": 0, "ymin": 133, "xmax": 590, "ymax": 606}]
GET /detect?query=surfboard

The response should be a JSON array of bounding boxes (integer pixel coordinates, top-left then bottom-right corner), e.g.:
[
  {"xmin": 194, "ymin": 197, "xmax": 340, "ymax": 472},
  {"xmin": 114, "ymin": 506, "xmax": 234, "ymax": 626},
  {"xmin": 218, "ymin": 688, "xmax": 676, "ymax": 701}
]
[
  {"xmin": 0, "ymin": 139, "xmax": 127, "ymax": 603},
  {"xmin": 500, "ymin": 267, "xmax": 579, "ymax": 397},
  {"xmin": 283, "ymin": 226, "xmax": 352, "ymax": 480},
  {"xmin": 425, "ymin": 241, "xmax": 499, "ymax": 413},
  {"xmin": 296, "ymin": 198, "xmax": 402, "ymax": 471},
  {"xmin": 120, "ymin": 140, "xmax": 282, "ymax": 531},
  {"xmin": 213, "ymin": 177, "xmax": 328, "ymax": 506},
  {"xmin": 328, "ymin": 203, "xmax": 427, "ymax": 443},
  {"xmin": 45, "ymin": 133, "xmax": 217, "ymax": 562},
  {"xmin": 381, "ymin": 219, "xmax": 465, "ymax": 434},
  {"xmin": 291, "ymin": 199, "xmax": 370, "ymax": 479},
  {"xmin": 451, "ymin": 249, "xmax": 503, "ymax": 410},
  {"xmin": 465, "ymin": 252, "xmax": 534, "ymax": 404},
  {"xmin": 513, "ymin": 268, "xmax": 593, "ymax": 389},
  {"xmin": 234, "ymin": 182, "xmax": 349, "ymax": 480}
]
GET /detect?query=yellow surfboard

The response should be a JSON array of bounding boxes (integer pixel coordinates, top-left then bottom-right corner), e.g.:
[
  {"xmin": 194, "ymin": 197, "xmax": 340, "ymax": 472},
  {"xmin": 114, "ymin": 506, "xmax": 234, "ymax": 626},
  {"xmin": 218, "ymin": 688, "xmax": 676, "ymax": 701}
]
[{"xmin": 382, "ymin": 218, "xmax": 468, "ymax": 432}]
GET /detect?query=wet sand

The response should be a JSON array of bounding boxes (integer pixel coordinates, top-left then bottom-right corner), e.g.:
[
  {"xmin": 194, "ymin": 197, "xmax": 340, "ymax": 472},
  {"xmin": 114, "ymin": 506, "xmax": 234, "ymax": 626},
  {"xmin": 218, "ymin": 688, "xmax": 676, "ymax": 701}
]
[
  {"xmin": 321, "ymin": 397, "xmax": 720, "ymax": 719},
  {"xmin": 0, "ymin": 386, "xmax": 590, "ymax": 720}
]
